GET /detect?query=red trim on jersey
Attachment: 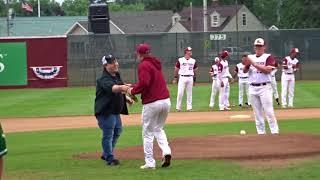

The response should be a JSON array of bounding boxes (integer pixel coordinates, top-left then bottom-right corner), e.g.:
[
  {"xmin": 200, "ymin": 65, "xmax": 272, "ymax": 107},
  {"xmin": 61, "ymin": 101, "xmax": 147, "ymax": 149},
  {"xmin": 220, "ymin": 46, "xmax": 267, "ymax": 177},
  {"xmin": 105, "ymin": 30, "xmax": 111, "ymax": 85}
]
[
  {"xmin": 265, "ymin": 55, "xmax": 275, "ymax": 66},
  {"xmin": 194, "ymin": 62, "xmax": 198, "ymax": 69},
  {"xmin": 234, "ymin": 66, "xmax": 238, "ymax": 73},
  {"xmin": 175, "ymin": 61, "xmax": 180, "ymax": 69},
  {"xmin": 217, "ymin": 63, "xmax": 223, "ymax": 73},
  {"xmin": 282, "ymin": 57, "xmax": 288, "ymax": 69},
  {"xmin": 274, "ymin": 60, "xmax": 279, "ymax": 68}
]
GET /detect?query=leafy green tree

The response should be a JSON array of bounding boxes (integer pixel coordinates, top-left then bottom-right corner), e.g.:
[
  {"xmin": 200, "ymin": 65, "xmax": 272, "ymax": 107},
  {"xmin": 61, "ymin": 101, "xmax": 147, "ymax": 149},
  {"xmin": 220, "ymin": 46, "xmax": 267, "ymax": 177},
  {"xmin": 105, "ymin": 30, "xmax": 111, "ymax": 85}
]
[
  {"xmin": 0, "ymin": 1, "xmax": 6, "ymax": 17},
  {"xmin": 280, "ymin": 0, "xmax": 320, "ymax": 28},
  {"xmin": 109, "ymin": 2, "xmax": 144, "ymax": 12},
  {"xmin": 144, "ymin": 0, "xmax": 188, "ymax": 12},
  {"xmin": 62, "ymin": 0, "xmax": 88, "ymax": 16}
]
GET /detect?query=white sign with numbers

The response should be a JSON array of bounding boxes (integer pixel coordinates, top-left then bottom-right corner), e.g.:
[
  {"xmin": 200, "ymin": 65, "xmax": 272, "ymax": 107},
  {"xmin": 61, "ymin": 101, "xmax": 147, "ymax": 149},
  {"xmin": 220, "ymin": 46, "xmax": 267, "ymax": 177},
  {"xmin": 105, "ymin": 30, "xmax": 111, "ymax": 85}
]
[{"xmin": 210, "ymin": 34, "xmax": 226, "ymax": 40}]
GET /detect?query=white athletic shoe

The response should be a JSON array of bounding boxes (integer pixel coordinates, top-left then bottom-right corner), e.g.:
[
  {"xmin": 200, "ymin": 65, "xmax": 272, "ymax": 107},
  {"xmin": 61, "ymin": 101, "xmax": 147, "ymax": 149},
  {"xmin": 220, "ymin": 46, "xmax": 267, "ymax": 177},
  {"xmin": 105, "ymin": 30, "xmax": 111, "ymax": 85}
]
[
  {"xmin": 140, "ymin": 164, "xmax": 156, "ymax": 170},
  {"xmin": 282, "ymin": 105, "xmax": 287, "ymax": 108}
]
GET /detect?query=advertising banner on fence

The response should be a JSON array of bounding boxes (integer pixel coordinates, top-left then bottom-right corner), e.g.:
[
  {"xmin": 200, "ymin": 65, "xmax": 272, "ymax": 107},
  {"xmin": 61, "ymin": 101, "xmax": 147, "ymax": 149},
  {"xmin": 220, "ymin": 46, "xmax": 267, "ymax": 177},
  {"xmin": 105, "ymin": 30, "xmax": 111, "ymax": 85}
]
[{"xmin": 0, "ymin": 42, "xmax": 27, "ymax": 86}]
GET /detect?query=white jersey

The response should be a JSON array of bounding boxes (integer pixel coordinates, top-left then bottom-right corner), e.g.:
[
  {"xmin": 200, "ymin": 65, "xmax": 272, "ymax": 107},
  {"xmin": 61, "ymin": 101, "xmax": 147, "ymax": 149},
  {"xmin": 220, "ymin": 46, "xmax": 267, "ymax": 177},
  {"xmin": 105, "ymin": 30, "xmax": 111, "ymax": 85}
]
[
  {"xmin": 210, "ymin": 63, "xmax": 223, "ymax": 80},
  {"xmin": 282, "ymin": 56, "xmax": 299, "ymax": 74},
  {"xmin": 248, "ymin": 53, "xmax": 274, "ymax": 84},
  {"xmin": 236, "ymin": 63, "xmax": 249, "ymax": 78},
  {"xmin": 220, "ymin": 59, "xmax": 231, "ymax": 78},
  {"xmin": 211, "ymin": 64, "xmax": 218, "ymax": 80},
  {"xmin": 176, "ymin": 57, "xmax": 197, "ymax": 76},
  {"xmin": 236, "ymin": 63, "xmax": 249, "ymax": 83}
]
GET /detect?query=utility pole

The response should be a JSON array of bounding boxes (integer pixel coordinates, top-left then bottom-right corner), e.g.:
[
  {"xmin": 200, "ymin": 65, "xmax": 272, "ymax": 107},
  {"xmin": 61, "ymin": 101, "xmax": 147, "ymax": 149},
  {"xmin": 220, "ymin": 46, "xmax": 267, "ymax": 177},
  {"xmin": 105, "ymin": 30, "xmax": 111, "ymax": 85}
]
[
  {"xmin": 276, "ymin": 0, "xmax": 283, "ymax": 24},
  {"xmin": 190, "ymin": 2, "xmax": 193, "ymax": 32},
  {"xmin": 38, "ymin": 0, "xmax": 41, "ymax": 17},
  {"xmin": 235, "ymin": 0, "xmax": 239, "ymax": 61},
  {"xmin": 203, "ymin": 0, "xmax": 208, "ymax": 32},
  {"xmin": 6, "ymin": 0, "xmax": 10, "ymax": 36}
]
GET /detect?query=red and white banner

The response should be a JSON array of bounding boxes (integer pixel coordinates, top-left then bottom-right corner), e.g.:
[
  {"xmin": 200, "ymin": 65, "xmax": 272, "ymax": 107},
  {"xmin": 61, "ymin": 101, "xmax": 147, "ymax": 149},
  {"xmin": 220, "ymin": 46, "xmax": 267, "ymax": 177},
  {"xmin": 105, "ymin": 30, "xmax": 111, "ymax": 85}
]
[{"xmin": 30, "ymin": 66, "xmax": 62, "ymax": 80}]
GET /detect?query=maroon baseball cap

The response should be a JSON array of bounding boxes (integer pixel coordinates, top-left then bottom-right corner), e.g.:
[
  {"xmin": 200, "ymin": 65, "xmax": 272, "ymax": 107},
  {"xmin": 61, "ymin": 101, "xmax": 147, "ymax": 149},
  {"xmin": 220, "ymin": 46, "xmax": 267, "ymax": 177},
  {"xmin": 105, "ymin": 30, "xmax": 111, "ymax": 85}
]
[
  {"xmin": 254, "ymin": 38, "xmax": 265, "ymax": 46},
  {"xmin": 184, "ymin": 46, "xmax": 192, "ymax": 52},
  {"xmin": 290, "ymin": 48, "xmax": 299, "ymax": 54},
  {"xmin": 220, "ymin": 50, "xmax": 229, "ymax": 58},
  {"xmin": 136, "ymin": 43, "xmax": 151, "ymax": 54}
]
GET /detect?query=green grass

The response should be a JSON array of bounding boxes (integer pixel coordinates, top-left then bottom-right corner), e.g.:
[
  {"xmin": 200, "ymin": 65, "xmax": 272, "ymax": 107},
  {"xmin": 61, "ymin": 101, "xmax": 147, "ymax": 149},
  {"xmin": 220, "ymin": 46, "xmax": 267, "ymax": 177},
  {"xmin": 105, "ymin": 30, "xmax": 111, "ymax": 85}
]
[
  {"xmin": 0, "ymin": 81, "xmax": 320, "ymax": 118},
  {"xmin": 5, "ymin": 119, "xmax": 320, "ymax": 180}
]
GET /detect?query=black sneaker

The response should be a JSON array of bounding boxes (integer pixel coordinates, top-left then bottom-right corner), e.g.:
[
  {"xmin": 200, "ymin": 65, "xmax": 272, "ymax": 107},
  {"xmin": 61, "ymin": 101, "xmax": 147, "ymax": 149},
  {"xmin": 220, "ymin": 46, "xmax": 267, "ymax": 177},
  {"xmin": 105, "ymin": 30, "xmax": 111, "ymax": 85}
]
[
  {"xmin": 275, "ymin": 98, "xmax": 280, "ymax": 106},
  {"xmin": 239, "ymin": 104, "xmax": 243, "ymax": 107},
  {"xmin": 100, "ymin": 155, "xmax": 106, "ymax": 161},
  {"xmin": 107, "ymin": 159, "xmax": 120, "ymax": 166},
  {"xmin": 161, "ymin": 154, "xmax": 171, "ymax": 168}
]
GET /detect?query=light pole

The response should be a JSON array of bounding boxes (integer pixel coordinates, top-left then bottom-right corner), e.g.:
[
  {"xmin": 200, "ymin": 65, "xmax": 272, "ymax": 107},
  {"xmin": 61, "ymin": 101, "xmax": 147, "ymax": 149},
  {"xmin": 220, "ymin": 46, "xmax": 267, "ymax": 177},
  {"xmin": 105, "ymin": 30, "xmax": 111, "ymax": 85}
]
[
  {"xmin": 235, "ymin": 0, "xmax": 239, "ymax": 61},
  {"xmin": 6, "ymin": 0, "xmax": 10, "ymax": 36},
  {"xmin": 203, "ymin": 0, "xmax": 207, "ymax": 32}
]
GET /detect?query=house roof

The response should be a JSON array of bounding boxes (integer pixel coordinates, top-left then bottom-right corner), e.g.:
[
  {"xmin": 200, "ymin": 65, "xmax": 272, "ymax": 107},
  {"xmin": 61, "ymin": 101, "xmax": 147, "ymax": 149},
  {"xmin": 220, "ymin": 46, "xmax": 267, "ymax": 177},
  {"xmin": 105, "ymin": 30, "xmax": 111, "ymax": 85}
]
[
  {"xmin": 0, "ymin": 10, "xmax": 173, "ymax": 37},
  {"xmin": 110, "ymin": 11, "xmax": 173, "ymax": 33},
  {"xmin": 178, "ymin": 4, "xmax": 242, "ymax": 32}
]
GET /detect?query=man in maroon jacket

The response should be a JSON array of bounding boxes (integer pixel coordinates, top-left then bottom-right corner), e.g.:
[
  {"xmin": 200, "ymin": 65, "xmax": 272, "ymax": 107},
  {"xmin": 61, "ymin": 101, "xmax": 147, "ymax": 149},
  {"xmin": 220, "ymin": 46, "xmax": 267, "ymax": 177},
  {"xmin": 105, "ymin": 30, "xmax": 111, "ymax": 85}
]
[{"xmin": 127, "ymin": 43, "xmax": 172, "ymax": 169}]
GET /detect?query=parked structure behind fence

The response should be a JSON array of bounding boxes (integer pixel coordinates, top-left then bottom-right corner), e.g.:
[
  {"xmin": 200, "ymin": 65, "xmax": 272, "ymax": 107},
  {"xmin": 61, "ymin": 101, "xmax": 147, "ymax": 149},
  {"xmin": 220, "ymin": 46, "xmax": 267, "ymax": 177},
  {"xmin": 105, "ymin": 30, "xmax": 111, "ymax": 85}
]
[{"xmin": 67, "ymin": 29, "xmax": 320, "ymax": 86}]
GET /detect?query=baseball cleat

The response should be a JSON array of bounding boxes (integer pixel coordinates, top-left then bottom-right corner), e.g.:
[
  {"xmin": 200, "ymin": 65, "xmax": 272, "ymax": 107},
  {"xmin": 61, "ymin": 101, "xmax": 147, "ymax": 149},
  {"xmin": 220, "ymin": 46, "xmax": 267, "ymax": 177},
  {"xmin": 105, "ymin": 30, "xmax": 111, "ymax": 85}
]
[
  {"xmin": 140, "ymin": 164, "xmax": 156, "ymax": 170},
  {"xmin": 107, "ymin": 159, "xmax": 120, "ymax": 166},
  {"xmin": 161, "ymin": 154, "xmax": 171, "ymax": 168},
  {"xmin": 100, "ymin": 155, "xmax": 106, "ymax": 161}
]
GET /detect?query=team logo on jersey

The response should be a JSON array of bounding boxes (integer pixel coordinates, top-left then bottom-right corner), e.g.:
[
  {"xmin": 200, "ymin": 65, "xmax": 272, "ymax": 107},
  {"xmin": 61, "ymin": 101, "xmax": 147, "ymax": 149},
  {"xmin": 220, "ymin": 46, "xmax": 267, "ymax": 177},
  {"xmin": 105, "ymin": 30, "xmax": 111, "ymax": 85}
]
[{"xmin": 30, "ymin": 66, "xmax": 62, "ymax": 80}]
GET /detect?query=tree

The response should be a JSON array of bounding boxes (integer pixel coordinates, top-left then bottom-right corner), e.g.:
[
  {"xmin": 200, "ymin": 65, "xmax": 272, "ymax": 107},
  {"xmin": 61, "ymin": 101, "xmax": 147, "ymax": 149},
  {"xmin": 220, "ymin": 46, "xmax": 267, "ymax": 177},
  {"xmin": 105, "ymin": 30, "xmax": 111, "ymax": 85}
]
[
  {"xmin": 62, "ymin": 0, "xmax": 88, "ymax": 16},
  {"xmin": 280, "ymin": 0, "xmax": 320, "ymax": 28},
  {"xmin": 0, "ymin": 1, "xmax": 6, "ymax": 17}
]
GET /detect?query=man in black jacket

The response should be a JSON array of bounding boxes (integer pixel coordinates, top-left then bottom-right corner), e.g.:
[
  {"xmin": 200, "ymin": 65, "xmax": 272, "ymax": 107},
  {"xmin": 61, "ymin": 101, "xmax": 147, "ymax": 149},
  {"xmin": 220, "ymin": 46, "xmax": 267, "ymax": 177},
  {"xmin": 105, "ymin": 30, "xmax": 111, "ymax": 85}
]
[{"xmin": 94, "ymin": 54, "xmax": 131, "ymax": 166}]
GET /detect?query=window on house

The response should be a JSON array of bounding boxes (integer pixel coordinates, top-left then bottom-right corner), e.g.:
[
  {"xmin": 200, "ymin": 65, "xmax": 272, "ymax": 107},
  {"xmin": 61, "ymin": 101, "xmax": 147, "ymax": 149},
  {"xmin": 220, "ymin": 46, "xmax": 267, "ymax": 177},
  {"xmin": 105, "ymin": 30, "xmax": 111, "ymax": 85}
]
[
  {"xmin": 211, "ymin": 15, "xmax": 219, "ymax": 27},
  {"xmin": 242, "ymin": 13, "xmax": 247, "ymax": 26}
]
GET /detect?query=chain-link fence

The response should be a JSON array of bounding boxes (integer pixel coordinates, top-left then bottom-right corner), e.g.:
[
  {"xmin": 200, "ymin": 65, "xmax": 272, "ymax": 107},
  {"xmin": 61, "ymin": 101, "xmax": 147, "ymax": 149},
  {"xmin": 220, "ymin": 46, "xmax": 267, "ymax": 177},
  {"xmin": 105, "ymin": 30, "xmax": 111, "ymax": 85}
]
[{"xmin": 67, "ymin": 29, "xmax": 320, "ymax": 86}]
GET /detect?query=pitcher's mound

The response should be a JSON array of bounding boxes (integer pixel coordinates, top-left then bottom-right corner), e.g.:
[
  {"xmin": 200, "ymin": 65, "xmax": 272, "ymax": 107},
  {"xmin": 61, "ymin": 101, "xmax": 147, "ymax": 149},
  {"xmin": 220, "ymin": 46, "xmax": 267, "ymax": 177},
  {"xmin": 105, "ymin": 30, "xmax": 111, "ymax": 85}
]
[{"xmin": 76, "ymin": 133, "xmax": 320, "ymax": 167}]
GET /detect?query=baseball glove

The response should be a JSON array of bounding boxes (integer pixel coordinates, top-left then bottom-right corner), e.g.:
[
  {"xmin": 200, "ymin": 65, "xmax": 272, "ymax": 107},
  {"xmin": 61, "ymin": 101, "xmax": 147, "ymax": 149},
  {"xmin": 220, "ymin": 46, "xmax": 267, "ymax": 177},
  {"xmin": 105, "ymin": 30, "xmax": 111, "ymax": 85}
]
[{"xmin": 125, "ymin": 93, "xmax": 138, "ymax": 104}]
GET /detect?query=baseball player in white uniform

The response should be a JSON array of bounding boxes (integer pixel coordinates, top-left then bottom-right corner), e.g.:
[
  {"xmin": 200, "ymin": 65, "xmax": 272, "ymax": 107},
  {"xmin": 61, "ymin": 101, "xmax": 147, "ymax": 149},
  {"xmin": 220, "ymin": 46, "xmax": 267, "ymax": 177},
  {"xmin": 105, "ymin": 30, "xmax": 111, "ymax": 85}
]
[
  {"xmin": 219, "ymin": 51, "xmax": 233, "ymax": 111},
  {"xmin": 234, "ymin": 55, "xmax": 251, "ymax": 107},
  {"xmin": 270, "ymin": 61, "xmax": 281, "ymax": 106},
  {"xmin": 173, "ymin": 47, "xmax": 198, "ymax": 111},
  {"xmin": 209, "ymin": 57, "xmax": 223, "ymax": 109},
  {"xmin": 281, "ymin": 48, "xmax": 300, "ymax": 108},
  {"xmin": 243, "ymin": 38, "xmax": 279, "ymax": 134}
]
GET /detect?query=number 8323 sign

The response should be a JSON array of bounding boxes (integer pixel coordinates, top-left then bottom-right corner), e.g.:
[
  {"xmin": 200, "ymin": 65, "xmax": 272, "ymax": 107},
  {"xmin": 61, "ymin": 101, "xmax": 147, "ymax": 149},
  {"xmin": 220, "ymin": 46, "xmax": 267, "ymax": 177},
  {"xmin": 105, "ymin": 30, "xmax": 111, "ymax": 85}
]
[{"xmin": 210, "ymin": 34, "xmax": 226, "ymax": 41}]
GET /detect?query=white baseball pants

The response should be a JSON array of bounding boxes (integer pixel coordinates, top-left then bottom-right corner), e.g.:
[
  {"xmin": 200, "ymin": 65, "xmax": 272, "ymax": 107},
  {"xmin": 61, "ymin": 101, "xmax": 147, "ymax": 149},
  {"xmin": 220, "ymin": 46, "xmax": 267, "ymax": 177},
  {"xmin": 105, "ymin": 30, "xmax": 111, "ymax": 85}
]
[
  {"xmin": 238, "ymin": 81, "xmax": 250, "ymax": 105},
  {"xmin": 209, "ymin": 79, "xmax": 220, "ymax": 107},
  {"xmin": 271, "ymin": 76, "xmax": 279, "ymax": 99},
  {"xmin": 219, "ymin": 78, "xmax": 230, "ymax": 110},
  {"xmin": 249, "ymin": 84, "xmax": 279, "ymax": 134},
  {"xmin": 141, "ymin": 98, "xmax": 172, "ymax": 167},
  {"xmin": 176, "ymin": 76, "xmax": 193, "ymax": 110},
  {"xmin": 281, "ymin": 74, "xmax": 295, "ymax": 107}
]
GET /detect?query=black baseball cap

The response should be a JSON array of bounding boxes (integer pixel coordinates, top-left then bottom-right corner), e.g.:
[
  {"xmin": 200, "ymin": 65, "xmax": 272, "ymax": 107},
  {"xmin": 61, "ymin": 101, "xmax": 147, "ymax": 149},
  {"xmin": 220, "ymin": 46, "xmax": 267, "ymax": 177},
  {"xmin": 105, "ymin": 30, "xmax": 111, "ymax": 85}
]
[{"xmin": 101, "ymin": 54, "xmax": 116, "ymax": 65}]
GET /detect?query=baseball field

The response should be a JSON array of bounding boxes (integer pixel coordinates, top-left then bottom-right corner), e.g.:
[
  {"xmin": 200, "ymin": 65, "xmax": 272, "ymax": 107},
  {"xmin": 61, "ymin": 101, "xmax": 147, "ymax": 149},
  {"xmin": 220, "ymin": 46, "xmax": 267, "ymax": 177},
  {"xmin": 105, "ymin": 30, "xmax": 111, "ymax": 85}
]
[{"xmin": 1, "ymin": 80, "xmax": 320, "ymax": 179}]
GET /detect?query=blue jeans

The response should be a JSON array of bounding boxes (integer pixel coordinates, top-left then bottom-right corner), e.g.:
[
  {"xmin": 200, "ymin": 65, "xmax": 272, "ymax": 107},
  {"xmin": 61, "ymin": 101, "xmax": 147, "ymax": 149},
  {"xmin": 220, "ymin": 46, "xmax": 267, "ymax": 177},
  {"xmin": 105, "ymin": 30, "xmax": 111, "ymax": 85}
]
[{"xmin": 96, "ymin": 114, "xmax": 122, "ymax": 164}]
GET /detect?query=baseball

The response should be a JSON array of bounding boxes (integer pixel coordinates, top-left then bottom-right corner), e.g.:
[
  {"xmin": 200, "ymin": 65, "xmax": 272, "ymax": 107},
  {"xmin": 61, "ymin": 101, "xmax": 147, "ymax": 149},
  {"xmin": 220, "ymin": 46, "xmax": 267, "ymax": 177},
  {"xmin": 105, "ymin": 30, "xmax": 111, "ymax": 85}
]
[{"xmin": 240, "ymin": 130, "xmax": 246, "ymax": 135}]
